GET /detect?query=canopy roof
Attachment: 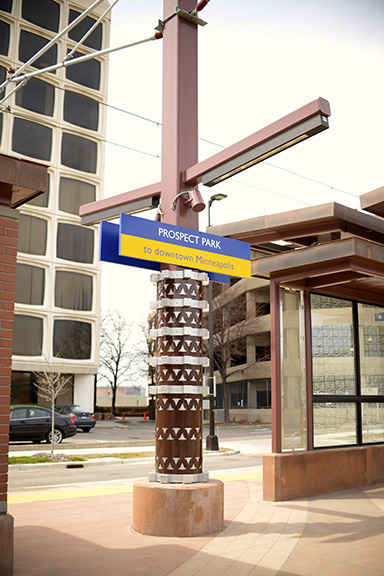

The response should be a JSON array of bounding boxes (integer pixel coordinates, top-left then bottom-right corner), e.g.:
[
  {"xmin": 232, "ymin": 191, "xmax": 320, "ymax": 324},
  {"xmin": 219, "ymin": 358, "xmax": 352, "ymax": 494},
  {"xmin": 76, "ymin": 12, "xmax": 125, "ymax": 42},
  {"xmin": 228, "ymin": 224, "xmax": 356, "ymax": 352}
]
[{"xmin": 209, "ymin": 193, "xmax": 384, "ymax": 306}]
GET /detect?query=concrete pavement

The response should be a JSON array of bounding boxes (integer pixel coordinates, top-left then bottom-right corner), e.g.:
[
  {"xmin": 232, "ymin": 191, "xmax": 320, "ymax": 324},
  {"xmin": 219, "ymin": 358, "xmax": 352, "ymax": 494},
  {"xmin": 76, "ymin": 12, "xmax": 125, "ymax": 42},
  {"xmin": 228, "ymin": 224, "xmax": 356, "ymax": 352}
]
[
  {"xmin": 8, "ymin": 468, "xmax": 384, "ymax": 576},
  {"xmin": 7, "ymin": 423, "xmax": 384, "ymax": 575}
]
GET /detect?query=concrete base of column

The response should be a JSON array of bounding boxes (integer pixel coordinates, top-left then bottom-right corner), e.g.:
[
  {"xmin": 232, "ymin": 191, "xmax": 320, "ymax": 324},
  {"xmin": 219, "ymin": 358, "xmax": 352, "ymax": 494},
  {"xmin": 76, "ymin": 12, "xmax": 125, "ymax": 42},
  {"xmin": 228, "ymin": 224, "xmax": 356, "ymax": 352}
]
[
  {"xmin": 133, "ymin": 479, "xmax": 224, "ymax": 537},
  {"xmin": 0, "ymin": 513, "xmax": 14, "ymax": 576}
]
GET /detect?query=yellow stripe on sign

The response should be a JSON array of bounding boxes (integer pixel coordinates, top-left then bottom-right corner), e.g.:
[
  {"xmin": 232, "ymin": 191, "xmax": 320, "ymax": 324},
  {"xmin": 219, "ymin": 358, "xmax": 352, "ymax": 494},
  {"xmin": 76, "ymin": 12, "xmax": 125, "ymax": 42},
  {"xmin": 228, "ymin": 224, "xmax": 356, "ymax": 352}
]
[{"xmin": 120, "ymin": 234, "xmax": 251, "ymax": 278}]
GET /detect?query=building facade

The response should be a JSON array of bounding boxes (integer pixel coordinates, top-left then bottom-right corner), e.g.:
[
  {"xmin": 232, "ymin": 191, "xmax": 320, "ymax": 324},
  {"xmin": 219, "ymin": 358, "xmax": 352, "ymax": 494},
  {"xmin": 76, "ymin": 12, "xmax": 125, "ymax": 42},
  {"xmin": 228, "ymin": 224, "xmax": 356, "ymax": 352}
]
[
  {"xmin": 0, "ymin": 0, "xmax": 110, "ymax": 410},
  {"xmin": 210, "ymin": 277, "xmax": 272, "ymax": 423}
]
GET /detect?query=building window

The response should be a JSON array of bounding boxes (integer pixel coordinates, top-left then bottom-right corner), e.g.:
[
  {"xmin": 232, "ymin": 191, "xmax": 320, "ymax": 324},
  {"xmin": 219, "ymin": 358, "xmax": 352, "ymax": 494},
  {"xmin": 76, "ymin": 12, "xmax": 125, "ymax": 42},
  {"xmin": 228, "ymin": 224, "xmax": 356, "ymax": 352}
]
[
  {"xmin": 55, "ymin": 271, "xmax": 93, "ymax": 311},
  {"xmin": 216, "ymin": 382, "xmax": 248, "ymax": 409},
  {"xmin": 15, "ymin": 264, "xmax": 45, "ymax": 305},
  {"xmin": 65, "ymin": 50, "xmax": 100, "ymax": 90},
  {"xmin": 28, "ymin": 173, "xmax": 50, "ymax": 208},
  {"xmin": 22, "ymin": 0, "xmax": 59, "ymax": 33},
  {"xmin": 59, "ymin": 177, "xmax": 95, "ymax": 215},
  {"xmin": 56, "ymin": 223, "xmax": 94, "ymax": 263},
  {"xmin": 255, "ymin": 345, "xmax": 271, "ymax": 361},
  {"xmin": 257, "ymin": 302, "xmax": 270, "ymax": 315},
  {"xmin": 230, "ymin": 337, "xmax": 247, "ymax": 367},
  {"xmin": 0, "ymin": 20, "xmax": 10, "ymax": 55},
  {"xmin": 0, "ymin": 67, "xmax": 4, "ymax": 143},
  {"xmin": 0, "ymin": 1, "xmax": 12, "ymax": 13},
  {"xmin": 15, "ymin": 78, "xmax": 55, "ymax": 116},
  {"xmin": 12, "ymin": 117, "xmax": 52, "ymax": 161},
  {"xmin": 256, "ymin": 380, "xmax": 271, "ymax": 408},
  {"xmin": 63, "ymin": 91, "xmax": 99, "ymax": 131},
  {"xmin": 18, "ymin": 214, "xmax": 47, "ymax": 255},
  {"xmin": 231, "ymin": 294, "xmax": 246, "ymax": 325},
  {"xmin": 68, "ymin": 9, "xmax": 102, "ymax": 50},
  {"xmin": 53, "ymin": 320, "xmax": 91, "ymax": 359},
  {"xmin": 13, "ymin": 315, "xmax": 43, "ymax": 356},
  {"xmin": 19, "ymin": 30, "xmax": 57, "ymax": 71},
  {"xmin": 11, "ymin": 372, "xmax": 38, "ymax": 405},
  {"xmin": 61, "ymin": 132, "xmax": 97, "ymax": 173}
]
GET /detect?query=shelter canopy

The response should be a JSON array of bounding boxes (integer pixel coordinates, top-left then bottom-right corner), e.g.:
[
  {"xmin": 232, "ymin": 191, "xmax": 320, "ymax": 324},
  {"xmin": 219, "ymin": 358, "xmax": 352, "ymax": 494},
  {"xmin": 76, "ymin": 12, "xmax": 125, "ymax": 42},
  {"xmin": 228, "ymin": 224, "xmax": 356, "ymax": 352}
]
[{"xmin": 208, "ymin": 192, "xmax": 384, "ymax": 306}]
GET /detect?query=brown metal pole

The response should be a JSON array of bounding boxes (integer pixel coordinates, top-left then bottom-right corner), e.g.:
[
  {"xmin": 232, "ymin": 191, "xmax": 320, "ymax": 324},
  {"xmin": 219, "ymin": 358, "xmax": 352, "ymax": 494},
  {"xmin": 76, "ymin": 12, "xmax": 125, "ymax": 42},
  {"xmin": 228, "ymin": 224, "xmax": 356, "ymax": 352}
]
[
  {"xmin": 148, "ymin": 1, "xmax": 209, "ymax": 483},
  {"xmin": 270, "ymin": 278, "xmax": 282, "ymax": 453},
  {"xmin": 304, "ymin": 289, "xmax": 314, "ymax": 450}
]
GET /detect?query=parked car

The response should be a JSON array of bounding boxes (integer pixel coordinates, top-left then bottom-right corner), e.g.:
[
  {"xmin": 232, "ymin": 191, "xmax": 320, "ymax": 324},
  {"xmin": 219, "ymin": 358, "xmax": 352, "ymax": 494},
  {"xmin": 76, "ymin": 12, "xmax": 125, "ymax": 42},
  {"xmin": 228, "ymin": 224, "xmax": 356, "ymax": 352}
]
[
  {"xmin": 55, "ymin": 404, "xmax": 96, "ymax": 432},
  {"xmin": 9, "ymin": 405, "xmax": 77, "ymax": 444}
]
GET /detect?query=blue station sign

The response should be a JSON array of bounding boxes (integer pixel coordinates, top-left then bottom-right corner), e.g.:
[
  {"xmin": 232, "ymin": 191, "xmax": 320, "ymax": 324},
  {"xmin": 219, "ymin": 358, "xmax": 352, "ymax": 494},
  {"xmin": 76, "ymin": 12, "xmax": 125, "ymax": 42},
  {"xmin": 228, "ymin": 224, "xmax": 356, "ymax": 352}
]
[
  {"xmin": 119, "ymin": 214, "xmax": 251, "ymax": 278},
  {"xmin": 99, "ymin": 214, "xmax": 251, "ymax": 281}
]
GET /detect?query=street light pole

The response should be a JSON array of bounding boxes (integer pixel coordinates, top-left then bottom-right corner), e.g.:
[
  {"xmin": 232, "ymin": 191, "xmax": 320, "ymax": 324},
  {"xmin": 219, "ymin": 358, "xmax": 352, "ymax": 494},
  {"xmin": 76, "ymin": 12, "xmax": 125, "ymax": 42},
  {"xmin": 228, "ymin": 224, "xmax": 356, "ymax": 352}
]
[{"xmin": 206, "ymin": 194, "xmax": 227, "ymax": 451}]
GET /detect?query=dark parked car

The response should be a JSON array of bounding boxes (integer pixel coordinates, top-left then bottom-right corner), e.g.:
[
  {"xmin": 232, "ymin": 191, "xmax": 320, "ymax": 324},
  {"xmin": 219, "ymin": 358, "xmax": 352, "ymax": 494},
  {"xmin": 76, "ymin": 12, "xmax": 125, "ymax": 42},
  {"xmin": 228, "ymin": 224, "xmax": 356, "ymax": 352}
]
[
  {"xmin": 9, "ymin": 405, "xmax": 77, "ymax": 444},
  {"xmin": 55, "ymin": 404, "xmax": 96, "ymax": 432}
]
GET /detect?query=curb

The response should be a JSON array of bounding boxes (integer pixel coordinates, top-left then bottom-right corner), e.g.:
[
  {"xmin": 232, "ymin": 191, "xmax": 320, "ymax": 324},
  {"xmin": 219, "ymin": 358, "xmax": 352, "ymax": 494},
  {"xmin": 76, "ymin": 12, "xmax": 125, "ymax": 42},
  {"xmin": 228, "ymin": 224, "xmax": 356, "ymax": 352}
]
[
  {"xmin": 9, "ymin": 450, "xmax": 240, "ymax": 471},
  {"xmin": 9, "ymin": 440, "xmax": 155, "ymax": 452}
]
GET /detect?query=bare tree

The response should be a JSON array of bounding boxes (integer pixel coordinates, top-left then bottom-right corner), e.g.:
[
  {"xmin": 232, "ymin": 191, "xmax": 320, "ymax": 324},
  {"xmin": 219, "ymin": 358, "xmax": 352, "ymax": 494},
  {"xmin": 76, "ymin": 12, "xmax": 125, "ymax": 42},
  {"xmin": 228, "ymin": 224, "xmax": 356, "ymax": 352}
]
[
  {"xmin": 137, "ymin": 316, "xmax": 156, "ymax": 387},
  {"xmin": 208, "ymin": 281, "xmax": 265, "ymax": 423},
  {"xmin": 98, "ymin": 309, "xmax": 136, "ymax": 415},
  {"xmin": 34, "ymin": 360, "xmax": 73, "ymax": 456}
]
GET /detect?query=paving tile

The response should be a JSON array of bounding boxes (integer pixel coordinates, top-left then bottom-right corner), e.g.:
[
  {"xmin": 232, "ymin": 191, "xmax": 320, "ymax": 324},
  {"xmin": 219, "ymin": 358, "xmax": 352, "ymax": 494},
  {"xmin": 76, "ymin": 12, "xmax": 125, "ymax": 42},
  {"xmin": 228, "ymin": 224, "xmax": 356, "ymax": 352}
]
[{"xmin": 9, "ymin": 478, "xmax": 384, "ymax": 576}]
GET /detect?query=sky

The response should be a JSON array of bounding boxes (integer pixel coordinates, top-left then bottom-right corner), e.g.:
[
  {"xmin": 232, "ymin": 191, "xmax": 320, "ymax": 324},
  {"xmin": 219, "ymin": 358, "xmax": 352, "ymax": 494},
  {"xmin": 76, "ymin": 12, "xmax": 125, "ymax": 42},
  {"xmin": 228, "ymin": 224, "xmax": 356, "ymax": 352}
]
[{"xmin": 100, "ymin": 0, "xmax": 384, "ymax": 328}]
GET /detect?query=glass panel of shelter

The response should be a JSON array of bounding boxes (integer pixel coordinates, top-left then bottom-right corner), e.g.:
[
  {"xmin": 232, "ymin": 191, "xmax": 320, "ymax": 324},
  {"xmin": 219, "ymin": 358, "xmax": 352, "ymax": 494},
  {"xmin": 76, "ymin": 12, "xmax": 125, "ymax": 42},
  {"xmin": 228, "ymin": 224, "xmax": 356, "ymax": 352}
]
[
  {"xmin": 311, "ymin": 295, "xmax": 384, "ymax": 448},
  {"xmin": 280, "ymin": 288, "xmax": 307, "ymax": 451},
  {"xmin": 358, "ymin": 303, "xmax": 384, "ymax": 444}
]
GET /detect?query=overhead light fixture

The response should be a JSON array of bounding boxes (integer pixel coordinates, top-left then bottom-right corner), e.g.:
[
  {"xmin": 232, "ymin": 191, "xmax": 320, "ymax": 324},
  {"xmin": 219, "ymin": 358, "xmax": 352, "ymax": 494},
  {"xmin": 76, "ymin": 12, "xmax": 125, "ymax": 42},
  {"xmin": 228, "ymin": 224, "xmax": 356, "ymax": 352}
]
[
  {"xmin": 201, "ymin": 113, "xmax": 329, "ymax": 187},
  {"xmin": 80, "ymin": 196, "xmax": 159, "ymax": 226}
]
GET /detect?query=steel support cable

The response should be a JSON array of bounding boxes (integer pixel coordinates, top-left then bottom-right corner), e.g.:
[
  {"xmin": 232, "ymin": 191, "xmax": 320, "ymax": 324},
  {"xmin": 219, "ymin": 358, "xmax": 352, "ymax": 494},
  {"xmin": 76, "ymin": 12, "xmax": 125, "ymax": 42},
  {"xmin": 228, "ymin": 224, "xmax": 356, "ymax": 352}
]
[
  {"xmin": 65, "ymin": 0, "xmax": 120, "ymax": 62},
  {"xmin": 0, "ymin": 105, "xmax": 162, "ymax": 160},
  {"xmin": 0, "ymin": 33, "xmax": 163, "ymax": 108},
  {"xmin": 0, "ymin": 0, "xmax": 107, "ymax": 95}
]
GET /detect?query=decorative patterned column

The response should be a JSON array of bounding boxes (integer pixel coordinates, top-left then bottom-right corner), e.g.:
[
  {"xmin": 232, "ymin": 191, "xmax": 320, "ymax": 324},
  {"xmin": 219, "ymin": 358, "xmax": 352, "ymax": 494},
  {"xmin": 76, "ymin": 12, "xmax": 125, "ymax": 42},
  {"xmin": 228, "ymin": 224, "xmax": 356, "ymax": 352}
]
[{"xmin": 148, "ymin": 269, "xmax": 209, "ymax": 483}]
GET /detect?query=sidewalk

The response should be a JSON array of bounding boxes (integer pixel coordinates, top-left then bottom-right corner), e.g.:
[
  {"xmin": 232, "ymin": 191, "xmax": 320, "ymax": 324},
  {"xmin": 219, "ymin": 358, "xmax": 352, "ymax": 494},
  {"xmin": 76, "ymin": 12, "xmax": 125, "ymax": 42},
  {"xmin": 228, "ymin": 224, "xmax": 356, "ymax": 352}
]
[{"xmin": 8, "ymin": 469, "xmax": 384, "ymax": 576}]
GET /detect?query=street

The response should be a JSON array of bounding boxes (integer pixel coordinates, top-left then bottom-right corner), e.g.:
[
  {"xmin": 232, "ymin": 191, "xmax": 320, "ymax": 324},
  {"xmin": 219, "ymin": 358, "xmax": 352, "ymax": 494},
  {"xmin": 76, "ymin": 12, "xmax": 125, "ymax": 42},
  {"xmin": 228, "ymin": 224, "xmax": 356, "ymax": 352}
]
[{"xmin": 8, "ymin": 419, "xmax": 271, "ymax": 491}]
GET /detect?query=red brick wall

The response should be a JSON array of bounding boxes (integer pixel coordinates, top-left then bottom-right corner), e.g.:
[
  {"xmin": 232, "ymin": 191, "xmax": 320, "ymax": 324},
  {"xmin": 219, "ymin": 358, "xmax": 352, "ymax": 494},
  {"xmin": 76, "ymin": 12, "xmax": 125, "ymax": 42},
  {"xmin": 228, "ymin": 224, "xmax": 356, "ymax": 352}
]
[{"xmin": 0, "ymin": 213, "xmax": 18, "ymax": 514}]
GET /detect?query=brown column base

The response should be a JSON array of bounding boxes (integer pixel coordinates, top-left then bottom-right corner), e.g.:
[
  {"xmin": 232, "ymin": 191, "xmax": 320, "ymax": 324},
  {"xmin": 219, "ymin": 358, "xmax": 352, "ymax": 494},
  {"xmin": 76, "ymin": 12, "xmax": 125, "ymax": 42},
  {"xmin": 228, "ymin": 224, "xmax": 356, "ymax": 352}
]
[
  {"xmin": 0, "ymin": 514, "xmax": 14, "ymax": 576},
  {"xmin": 133, "ymin": 479, "xmax": 224, "ymax": 537}
]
